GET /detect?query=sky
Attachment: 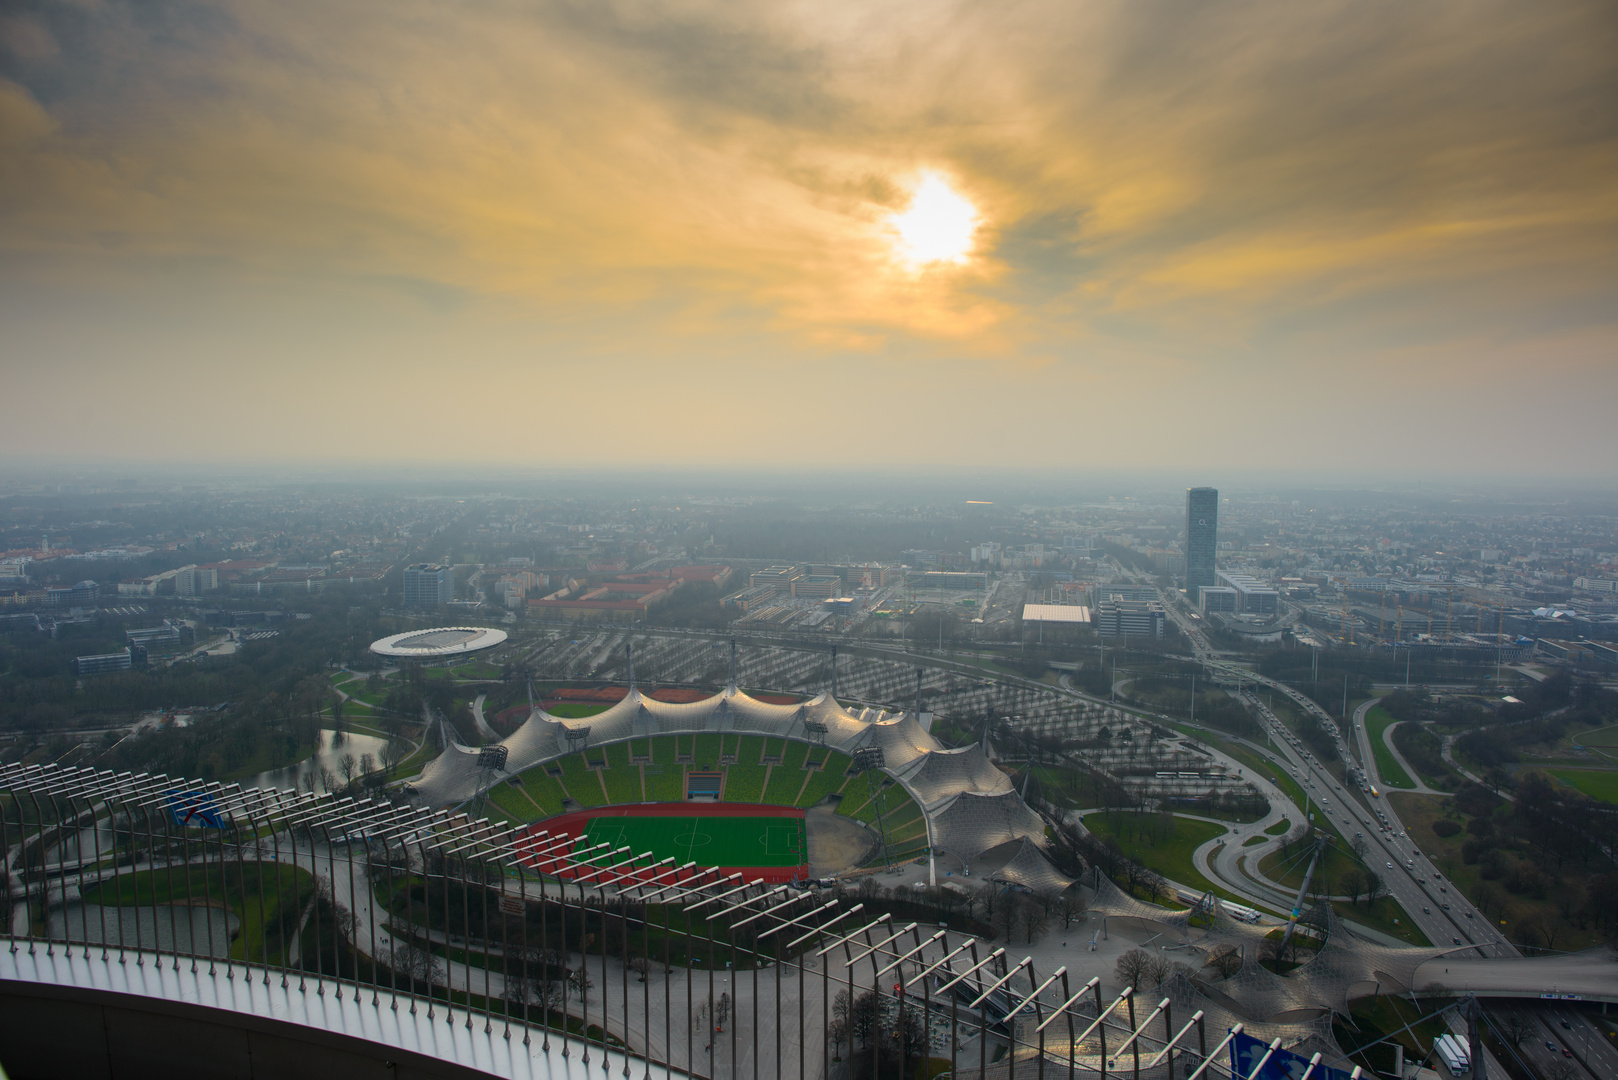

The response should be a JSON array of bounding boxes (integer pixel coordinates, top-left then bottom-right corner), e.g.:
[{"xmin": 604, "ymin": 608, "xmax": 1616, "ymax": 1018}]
[{"xmin": 2, "ymin": 0, "xmax": 1615, "ymax": 475}]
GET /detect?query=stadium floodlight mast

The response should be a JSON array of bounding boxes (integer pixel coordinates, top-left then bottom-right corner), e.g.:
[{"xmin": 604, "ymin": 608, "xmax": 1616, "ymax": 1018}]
[
  {"xmin": 471, "ymin": 744, "xmax": 509, "ymax": 815},
  {"xmin": 565, "ymin": 726, "xmax": 590, "ymax": 754}
]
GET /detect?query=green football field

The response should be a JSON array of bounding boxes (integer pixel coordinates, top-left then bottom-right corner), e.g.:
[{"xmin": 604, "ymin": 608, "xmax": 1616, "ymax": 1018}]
[{"xmin": 580, "ymin": 815, "xmax": 805, "ymax": 868}]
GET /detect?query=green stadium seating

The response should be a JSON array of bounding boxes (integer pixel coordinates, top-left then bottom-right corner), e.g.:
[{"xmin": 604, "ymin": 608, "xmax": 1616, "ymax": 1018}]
[
  {"xmin": 760, "ymin": 742, "xmax": 811, "ymax": 804},
  {"xmin": 556, "ymin": 754, "xmax": 609, "ymax": 808},
  {"xmin": 600, "ymin": 742, "xmax": 642, "ymax": 804}
]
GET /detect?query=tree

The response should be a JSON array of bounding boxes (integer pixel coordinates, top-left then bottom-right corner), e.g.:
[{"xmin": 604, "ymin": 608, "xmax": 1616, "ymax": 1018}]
[
  {"xmin": 1142, "ymin": 954, "xmax": 1172, "ymax": 988},
  {"xmin": 339, "ymin": 752, "xmax": 358, "ymax": 784},
  {"xmin": 1207, "ymin": 946, "xmax": 1242, "ymax": 978},
  {"xmin": 359, "ymin": 751, "xmax": 376, "ymax": 778},
  {"xmin": 382, "ymin": 736, "xmax": 410, "ymax": 776},
  {"xmin": 1498, "ymin": 1012, "xmax": 1535, "ymax": 1047},
  {"xmin": 628, "ymin": 956, "xmax": 650, "ymax": 982},
  {"xmin": 714, "ymin": 991, "xmax": 731, "ymax": 1033},
  {"xmin": 1115, "ymin": 948, "xmax": 1150, "ymax": 989},
  {"xmin": 1057, "ymin": 890, "xmax": 1088, "ymax": 928}
]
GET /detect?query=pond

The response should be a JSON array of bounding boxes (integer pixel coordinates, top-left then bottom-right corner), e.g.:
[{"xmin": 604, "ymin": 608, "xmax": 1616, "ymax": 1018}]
[
  {"xmin": 47, "ymin": 902, "xmax": 239, "ymax": 958},
  {"xmin": 244, "ymin": 727, "xmax": 391, "ymax": 793}
]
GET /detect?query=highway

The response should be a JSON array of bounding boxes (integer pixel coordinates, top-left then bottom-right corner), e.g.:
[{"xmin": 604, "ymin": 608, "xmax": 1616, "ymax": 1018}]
[{"xmin": 1162, "ymin": 588, "xmax": 1618, "ymax": 1080}]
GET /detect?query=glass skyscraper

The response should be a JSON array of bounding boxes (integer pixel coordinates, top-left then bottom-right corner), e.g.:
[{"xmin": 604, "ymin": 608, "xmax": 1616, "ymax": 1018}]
[{"xmin": 1185, "ymin": 486, "xmax": 1218, "ymax": 598}]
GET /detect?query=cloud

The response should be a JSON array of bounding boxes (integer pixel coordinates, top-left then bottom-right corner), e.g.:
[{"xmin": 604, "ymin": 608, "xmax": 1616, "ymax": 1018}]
[{"xmin": 0, "ymin": 0, "xmax": 1614, "ymax": 469}]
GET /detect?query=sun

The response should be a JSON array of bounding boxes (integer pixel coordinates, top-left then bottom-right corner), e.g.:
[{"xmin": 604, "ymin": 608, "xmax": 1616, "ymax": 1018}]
[{"xmin": 888, "ymin": 172, "xmax": 979, "ymax": 267}]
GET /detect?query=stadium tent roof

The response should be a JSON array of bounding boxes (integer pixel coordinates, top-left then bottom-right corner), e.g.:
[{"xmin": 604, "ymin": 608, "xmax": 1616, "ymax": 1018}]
[
  {"xmin": 409, "ymin": 683, "xmax": 1054, "ymax": 883},
  {"xmin": 370, "ymin": 626, "xmax": 508, "ymax": 659}
]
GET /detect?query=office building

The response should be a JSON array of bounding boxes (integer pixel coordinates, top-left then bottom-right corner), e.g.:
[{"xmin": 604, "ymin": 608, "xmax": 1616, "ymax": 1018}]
[
  {"xmin": 1199, "ymin": 586, "xmax": 1239, "ymax": 613},
  {"xmin": 1185, "ymin": 487, "xmax": 1218, "ymax": 600},
  {"xmin": 401, "ymin": 563, "xmax": 455, "ymax": 607},
  {"xmin": 74, "ymin": 646, "xmax": 144, "ymax": 676},
  {"xmin": 1217, "ymin": 571, "xmax": 1280, "ymax": 615},
  {"xmin": 47, "ymin": 580, "xmax": 100, "ymax": 608},
  {"xmin": 1096, "ymin": 596, "xmax": 1165, "ymax": 638}
]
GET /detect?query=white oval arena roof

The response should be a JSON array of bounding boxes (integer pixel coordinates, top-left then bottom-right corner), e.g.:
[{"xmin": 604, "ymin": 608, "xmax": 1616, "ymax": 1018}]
[{"xmin": 369, "ymin": 626, "xmax": 508, "ymax": 659}]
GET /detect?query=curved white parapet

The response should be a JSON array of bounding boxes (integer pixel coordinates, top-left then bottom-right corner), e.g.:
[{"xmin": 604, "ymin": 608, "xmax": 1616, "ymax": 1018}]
[{"xmin": 0, "ymin": 946, "xmax": 661, "ymax": 1080}]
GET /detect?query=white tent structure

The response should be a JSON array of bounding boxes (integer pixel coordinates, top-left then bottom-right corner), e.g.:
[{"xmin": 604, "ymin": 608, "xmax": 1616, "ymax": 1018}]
[{"xmin": 411, "ymin": 684, "xmax": 1054, "ymax": 874}]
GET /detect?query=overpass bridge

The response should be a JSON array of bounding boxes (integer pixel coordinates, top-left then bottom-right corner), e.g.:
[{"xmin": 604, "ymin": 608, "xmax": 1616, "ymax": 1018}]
[{"xmin": 1412, "ymin": 949, "xmax": 1618, "ymax": 1005}]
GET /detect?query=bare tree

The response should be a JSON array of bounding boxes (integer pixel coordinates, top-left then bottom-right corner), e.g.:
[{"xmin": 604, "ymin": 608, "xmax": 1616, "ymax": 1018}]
[
  {"xmin": 1114, "ymin": 948, "xmax": 1150, "ymax": 989},
  {"xmin": 1143, "ymin": 953, "xmax": 1172, "ymax": 987},
  {"xmin": 714, "ymin": 991, "xmax": 732, "ymax": 1032},
  {"xmin": 339, "ymin": 752, "xmax": 358, "ymax": 785},
  {"xmin": 1057, "ymin": 890, "xmax": 1088, "ymax": 928},
  {"xmin": 359, "ymin": 751, "xmax": 376, "ymax": 778},
  {"xmin": 1498, "ymin": 1012, "xmax": 1535, "ymax": 1047}
]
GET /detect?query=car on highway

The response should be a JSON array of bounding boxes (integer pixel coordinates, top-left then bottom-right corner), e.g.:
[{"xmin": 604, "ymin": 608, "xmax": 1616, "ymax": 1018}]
[
  {"xmin": 1546, "ymin": 1041, "xmax": 1558, "ymax": 1053},
  {"xmin": 1559, "ymin": 1020, "xmax": 1571, "ymax": 1030},
  {"xmin": 1422, "ymin": 907, "xmax": 1431, "ymax": 914},
  {"xmin": 1441, "ymin": 903, "xmax": 1451, "ymax": 911},
  {"xmin": 1454, "ymin": 938, "xmax": 1464, "ymax": 945},
  {"xmin": 1386, "ymin": 862, "xmax": 1394, "ymax": 869}
]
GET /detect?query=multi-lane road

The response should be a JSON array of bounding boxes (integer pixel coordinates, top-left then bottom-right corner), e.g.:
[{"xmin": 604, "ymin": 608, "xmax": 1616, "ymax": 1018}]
[{"xmin": 1161, "ymin": 588, "xmax": 1618, "ymax": 1079}]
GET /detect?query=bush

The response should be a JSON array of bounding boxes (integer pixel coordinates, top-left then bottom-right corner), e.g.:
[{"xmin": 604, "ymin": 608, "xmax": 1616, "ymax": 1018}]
[{"xmin": 1431, "ymin": 819, "xmax": 1461, "ymax": 838}]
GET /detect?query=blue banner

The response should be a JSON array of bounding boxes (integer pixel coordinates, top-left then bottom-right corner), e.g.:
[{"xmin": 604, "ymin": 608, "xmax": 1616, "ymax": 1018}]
[
  {"xmin": 1231, "ymin": 1031, "xmax": 1355, "ymax": 1080},
  {"xmin": 166, "ymin": 790, "xmax": 225, "ymax": 829}
]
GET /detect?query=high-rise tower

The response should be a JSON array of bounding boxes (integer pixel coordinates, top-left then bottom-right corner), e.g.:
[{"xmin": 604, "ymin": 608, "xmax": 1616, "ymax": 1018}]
[{"xmin": 1185, "ymin": 487, "xmax": 1219, "ymax": 600}]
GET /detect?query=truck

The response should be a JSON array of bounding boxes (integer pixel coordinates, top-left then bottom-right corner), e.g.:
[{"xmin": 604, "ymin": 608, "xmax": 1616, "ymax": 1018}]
[{"xmin": 1434, "ymin": 1034, "xmax": 1470, "ymax": 1077}]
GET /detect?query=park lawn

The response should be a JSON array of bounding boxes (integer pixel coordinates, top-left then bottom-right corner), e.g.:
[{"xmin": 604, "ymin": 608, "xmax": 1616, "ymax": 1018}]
[
  {"xmin": 600, "ymin": 743, "xmax": 642, "ymax": 804},
  {"xmin": 1388, "ymin": 791, "xmax": 1604, "ymax": 953},
  {"xmin": 644, "ymin": 762, "xmax": 687, "ymax": 803},
  {"xmin": 1265, "ymin": 818, "xmax": 1292, "ymax": 835},
  {"xmin": 452, "ymin": 661, "xmax": 503, "ymax": 680},
  {"xmin": 84, "ymin": 861, "xmax": 312, "ymax": 966},
  {"xmin": 1334, "ymin": 896, "xmax": 1431, "ymax": 947},
  {"xmin": 556, "ymin": 754, "xmax": 609, "ymax": 807},
  {"xmin": 546, "ymin": 703, "xmax": 611, "ymax": 719},
  {"xmin": 1082, "ymin": 811, "xmax": 1227, "ymax": 893},
  {"xmin": 1541, "ymin": 767, "xmax": 1618, "ymax": 805},
  {"xmin": 1365, "ymin": 707, "xmax": 1415, "ymax": 789}
]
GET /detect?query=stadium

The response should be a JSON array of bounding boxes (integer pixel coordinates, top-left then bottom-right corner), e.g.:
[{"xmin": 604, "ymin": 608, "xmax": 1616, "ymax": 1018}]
[
  {"xmin": 369, "ymin": 625, "xmax": 508, "ymax": 660},
  {"xmin": 410, "ymin": 665, "xmax": 1058, "ymax": 887}
]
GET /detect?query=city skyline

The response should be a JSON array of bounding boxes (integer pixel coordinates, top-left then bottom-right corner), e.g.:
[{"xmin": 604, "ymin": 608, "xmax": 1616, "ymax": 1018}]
[{"xmin": 2, "ymin": 0, "xmax": 1615, "ymax": 473}]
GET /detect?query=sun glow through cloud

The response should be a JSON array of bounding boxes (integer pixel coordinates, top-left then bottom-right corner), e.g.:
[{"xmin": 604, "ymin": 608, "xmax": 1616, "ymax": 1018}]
[{"xmin": 889, "ymin": 173, "xmax": 979, "ymax": 267}]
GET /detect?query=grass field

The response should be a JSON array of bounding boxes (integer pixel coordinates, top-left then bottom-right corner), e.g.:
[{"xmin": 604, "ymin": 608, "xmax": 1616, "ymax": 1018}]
[
  {"xmin": 1364, "ymin": 707, "xmax": 1415, "ymax": 789},
  {"xmin": 1081, "ymin": 810, "xmax": 1232, "ymax": 900},
  {"xmin": 547, "ymin": 703, "xmax": 611, "ymax": 719},
  {"xmin": 581, "ymin": 814, "xmax": 805, "ymax": 868},
  {"xmin": 1540, "ymin": 767, "xmax": 1618, "ymax": 804}
]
